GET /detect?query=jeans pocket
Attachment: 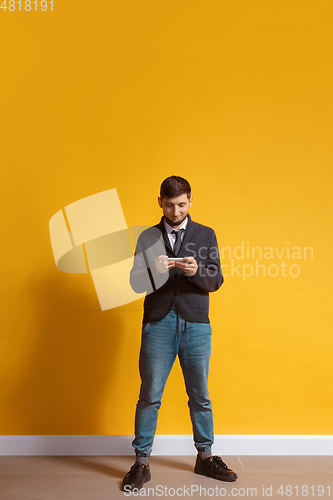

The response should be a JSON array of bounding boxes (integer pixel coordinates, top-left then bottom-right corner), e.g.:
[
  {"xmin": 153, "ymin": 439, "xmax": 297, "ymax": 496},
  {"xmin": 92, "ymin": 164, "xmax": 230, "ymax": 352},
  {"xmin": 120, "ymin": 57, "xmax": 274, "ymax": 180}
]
[
  {"xmin": 142, "ymin": 322, "xmax": 150, "ymax": 332},
  {"xmin": 201, "ymin": 323, "xmax": 212, "ymax": 336}
]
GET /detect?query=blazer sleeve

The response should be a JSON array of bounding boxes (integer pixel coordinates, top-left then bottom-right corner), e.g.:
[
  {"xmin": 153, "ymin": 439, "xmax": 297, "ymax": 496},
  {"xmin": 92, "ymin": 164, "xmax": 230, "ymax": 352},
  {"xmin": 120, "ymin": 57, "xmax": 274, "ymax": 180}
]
[
  {"xmin": 129, "ymin": 229, "xmax": 168, "ymax": 294},
  {"xmin": 129, "ymin": 233, "xmax": 153, "ymax": 293},
  {"xmin": 187, "ymin": 229, "xmax": 224, "ymax": 292}
]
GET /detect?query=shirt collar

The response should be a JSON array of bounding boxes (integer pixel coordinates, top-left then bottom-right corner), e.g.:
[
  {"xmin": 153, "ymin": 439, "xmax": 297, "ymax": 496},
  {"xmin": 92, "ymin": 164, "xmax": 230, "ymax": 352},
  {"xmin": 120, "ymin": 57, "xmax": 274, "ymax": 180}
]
[{"xmin": 164, "ymin": 216, "xmax": 188, "ymax": 234}]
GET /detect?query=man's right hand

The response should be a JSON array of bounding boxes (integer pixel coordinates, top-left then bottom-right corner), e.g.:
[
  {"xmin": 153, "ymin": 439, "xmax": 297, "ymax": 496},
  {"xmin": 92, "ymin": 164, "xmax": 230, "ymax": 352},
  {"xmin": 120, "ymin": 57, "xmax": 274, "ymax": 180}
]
[{"xmin": 155, "ymin": 255, "xmax": 175, "ymax": 274}]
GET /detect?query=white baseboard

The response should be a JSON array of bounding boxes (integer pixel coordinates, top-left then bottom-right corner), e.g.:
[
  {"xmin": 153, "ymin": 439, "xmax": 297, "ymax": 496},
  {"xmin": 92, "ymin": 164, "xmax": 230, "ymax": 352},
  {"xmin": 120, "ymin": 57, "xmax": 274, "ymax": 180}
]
[{"xmin": 0, "ymin": 435, "xmax": 332, "ymax": 456}]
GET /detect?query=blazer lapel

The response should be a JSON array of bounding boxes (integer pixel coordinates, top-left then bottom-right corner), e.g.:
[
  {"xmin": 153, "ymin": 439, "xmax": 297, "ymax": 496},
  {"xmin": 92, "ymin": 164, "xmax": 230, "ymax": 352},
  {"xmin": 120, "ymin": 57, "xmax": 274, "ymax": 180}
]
[
  {"xmin": 156, "ymin": 216, "xmax": 173, "ymax": 254},
  {"xmin": 178, "ymin": 213, "xmax": 194, "ymax": 256}
]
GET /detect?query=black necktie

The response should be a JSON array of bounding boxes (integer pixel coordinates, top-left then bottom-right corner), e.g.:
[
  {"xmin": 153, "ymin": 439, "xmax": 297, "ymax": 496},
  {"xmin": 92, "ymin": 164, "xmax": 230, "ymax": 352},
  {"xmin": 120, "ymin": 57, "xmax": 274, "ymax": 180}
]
[{"xmin": 171, "ymin": 229, "xmax": 184, "ymax": 255}]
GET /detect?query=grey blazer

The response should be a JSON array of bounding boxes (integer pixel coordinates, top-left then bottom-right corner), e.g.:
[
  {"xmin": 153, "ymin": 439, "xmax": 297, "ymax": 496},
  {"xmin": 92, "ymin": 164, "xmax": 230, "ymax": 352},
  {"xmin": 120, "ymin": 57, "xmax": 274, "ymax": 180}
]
[{"xmin": 130, "ymin": 213, "xmax": 223, "ymax": 324}]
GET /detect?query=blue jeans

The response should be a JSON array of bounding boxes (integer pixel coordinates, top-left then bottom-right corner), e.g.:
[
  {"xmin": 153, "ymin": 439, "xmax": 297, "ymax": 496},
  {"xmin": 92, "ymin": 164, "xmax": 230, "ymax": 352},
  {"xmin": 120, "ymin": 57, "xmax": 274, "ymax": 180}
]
[{"xmin": 132, "ymin": 307, "xmax": 214, "ymax": 457}]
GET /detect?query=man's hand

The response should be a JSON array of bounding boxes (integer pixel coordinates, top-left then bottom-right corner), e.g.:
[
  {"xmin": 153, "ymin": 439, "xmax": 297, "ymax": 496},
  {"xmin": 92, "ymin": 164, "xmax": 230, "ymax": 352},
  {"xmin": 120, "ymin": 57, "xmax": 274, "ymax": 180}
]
[
  {"xmin": 175, "ymin": 256, "xmax": 198, "ymax": 276},
  {"xmin": 155, "ymin": 255, "xmax": 175, "ymax": 274}
]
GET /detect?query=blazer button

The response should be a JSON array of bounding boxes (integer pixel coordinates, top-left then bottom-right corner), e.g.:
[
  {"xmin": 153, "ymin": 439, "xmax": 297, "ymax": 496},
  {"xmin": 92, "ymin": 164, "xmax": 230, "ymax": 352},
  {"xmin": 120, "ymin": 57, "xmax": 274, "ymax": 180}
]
[{"xmin": 174, "ymin": 290, "xmax": 178, "ymax": 296}]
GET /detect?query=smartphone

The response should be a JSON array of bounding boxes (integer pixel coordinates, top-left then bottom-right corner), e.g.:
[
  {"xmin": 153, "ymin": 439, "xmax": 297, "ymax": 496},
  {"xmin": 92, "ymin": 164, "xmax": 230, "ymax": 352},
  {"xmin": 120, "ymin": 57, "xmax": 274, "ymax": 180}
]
[{"xmin": 166, "ymin": 257, "xmax": 185, "ymax": 262}]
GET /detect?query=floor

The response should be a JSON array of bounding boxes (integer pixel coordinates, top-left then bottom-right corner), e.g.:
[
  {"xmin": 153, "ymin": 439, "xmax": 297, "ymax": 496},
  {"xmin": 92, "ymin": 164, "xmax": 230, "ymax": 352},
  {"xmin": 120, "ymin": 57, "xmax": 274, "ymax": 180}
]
[{"xmin": 0, "ymin": 455, "xmax": 332, "ymax": 499}]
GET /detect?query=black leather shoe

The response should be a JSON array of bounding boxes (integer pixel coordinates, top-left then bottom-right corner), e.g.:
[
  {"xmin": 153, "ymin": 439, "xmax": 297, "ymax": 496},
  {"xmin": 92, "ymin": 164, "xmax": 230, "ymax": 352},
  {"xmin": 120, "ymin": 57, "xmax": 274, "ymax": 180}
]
[
  {"xmin": 122, "ymin": 461, "xmax": 151, "ymax": 492},
  {"xmin": 194, "ymin": 455, "xmax": 237, "ymax": 482}
]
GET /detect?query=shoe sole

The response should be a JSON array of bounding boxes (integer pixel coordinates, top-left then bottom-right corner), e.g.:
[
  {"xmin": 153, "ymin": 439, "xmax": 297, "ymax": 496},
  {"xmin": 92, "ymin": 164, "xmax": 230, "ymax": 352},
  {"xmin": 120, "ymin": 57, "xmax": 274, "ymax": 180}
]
[{"xmin": 194, "ymin": 467, "xmax": 237, "ymax": 482}]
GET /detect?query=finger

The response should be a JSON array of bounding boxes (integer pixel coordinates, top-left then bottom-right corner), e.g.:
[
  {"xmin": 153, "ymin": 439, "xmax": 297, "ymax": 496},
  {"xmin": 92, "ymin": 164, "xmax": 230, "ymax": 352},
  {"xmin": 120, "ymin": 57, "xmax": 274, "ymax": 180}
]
[{"xmin": 176, "ymin": 263, "xmax": 188, "ymax": 270}]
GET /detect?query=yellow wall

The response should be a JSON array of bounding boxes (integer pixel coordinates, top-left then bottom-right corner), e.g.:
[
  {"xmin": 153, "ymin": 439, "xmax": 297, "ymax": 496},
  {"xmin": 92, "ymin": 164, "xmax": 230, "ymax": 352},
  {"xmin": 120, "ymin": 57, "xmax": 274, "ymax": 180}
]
[{"xmin": 0, "ymin": 1, "xmax": 332, "ymax": 435}]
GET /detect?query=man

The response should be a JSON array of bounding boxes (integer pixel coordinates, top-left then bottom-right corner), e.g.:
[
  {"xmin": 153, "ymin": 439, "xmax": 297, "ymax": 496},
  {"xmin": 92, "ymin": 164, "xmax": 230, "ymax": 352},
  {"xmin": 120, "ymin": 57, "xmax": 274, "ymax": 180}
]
[{"xmin": 122, "ymin": 176, "xmax": 237, "ymax": 492}]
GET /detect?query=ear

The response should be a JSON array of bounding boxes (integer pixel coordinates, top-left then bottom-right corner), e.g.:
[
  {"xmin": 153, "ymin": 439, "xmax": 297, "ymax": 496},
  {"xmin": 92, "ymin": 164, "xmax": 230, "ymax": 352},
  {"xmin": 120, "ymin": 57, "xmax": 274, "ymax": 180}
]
[
  {"xmin": 158, "ymin": 196, "xmax": 162, "ymax": 208},
  {"xmin": 188, "ymin": 196, "xmax": 193, "ymax": 207}
]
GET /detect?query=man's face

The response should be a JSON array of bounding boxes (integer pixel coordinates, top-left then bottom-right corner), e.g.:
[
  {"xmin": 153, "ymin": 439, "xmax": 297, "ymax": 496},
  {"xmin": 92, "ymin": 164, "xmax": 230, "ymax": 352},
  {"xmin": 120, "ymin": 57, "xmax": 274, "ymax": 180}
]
[{"xmin": 158, "ymin": 193, "xmax": 193, "ymax": 228}]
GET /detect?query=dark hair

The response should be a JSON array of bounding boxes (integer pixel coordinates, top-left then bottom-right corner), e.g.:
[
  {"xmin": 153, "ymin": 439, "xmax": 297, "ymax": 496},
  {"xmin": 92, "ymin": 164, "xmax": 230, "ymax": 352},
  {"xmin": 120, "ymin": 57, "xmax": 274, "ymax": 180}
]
[{"xmin": 160, "ymin": 176, "xmax": 191, "ymax": 200}]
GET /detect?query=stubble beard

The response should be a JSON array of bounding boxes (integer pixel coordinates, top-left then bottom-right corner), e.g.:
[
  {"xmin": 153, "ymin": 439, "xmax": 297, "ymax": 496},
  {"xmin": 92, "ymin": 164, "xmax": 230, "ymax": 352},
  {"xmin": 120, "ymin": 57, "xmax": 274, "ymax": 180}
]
[{"xmin": 164, "ymin": 214, "xmax": 187, "ymax": 227}]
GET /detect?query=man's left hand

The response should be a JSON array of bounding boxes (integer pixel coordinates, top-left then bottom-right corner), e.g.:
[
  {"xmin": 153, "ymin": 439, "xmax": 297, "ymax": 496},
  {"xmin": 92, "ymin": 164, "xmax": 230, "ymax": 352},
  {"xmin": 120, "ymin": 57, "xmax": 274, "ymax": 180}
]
[{"xmin": 175, "ymin": 256, "xmax": 198, "ymax": 276}]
